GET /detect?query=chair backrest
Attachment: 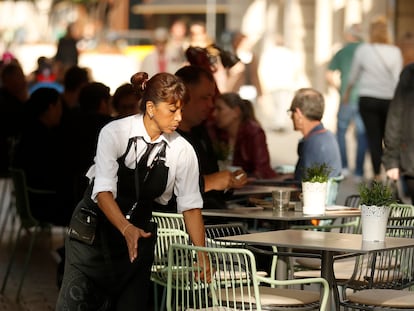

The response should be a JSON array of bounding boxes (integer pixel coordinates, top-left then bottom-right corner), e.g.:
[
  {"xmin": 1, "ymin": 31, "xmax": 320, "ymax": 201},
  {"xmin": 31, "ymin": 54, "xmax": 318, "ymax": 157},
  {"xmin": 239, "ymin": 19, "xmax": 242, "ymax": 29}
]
[
  {"xmin": 152, "ymin": 211, "xmax": 186, "ymax": 231},
  {"xmin": 388, "ymin": 204, "xmax": 414, "ymax": 227},
  {"xmin": 9, "ymin": 168, "xmax": 39, "ymax": 229},
  {"xmin": 205, "ymin": 223, "xmax": 247, "ymax": 248},
  {"xmin": 336, "ymin": 194, "xmax": 362, "ymax": 234},
  {"xmin": 152, "ymin": 228, "xmax": 190, "ymax": 287},
  {"xmin": 326, "ymin": 174, "xmax": 345, "ymax": 205},
  {"xmin": 344, "ymin": 194, "xmax": 361, "ymax": 208},
  {"xmin": 344, "ymin": 225, "xmax": 414, "ymax": 292}
]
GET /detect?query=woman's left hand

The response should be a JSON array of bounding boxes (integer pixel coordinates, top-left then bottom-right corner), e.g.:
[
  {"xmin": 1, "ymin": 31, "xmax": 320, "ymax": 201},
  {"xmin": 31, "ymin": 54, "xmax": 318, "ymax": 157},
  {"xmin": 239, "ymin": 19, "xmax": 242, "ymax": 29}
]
[{"xmin": 123, "ymin": 225, "xmax": 152, "ymax": 263}]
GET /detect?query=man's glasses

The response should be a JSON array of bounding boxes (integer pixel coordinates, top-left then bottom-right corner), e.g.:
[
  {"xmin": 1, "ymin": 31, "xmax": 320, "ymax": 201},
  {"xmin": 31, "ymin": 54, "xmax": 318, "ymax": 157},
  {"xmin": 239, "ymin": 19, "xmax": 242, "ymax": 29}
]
[{"xmin": 287, "ymin": 108, "xmax": 295, "ymax": 117}]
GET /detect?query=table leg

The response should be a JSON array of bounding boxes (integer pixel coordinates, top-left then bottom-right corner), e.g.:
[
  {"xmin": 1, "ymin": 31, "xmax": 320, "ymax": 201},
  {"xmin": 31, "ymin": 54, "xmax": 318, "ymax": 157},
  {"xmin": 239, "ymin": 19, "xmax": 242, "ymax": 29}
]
[
  {"xmin": 321, "ymin": 251, "xmax": 340, "ymax": 311},
  {"xmin": 276, "ymin": 247, "xmax": 289, "ymax": 280}
]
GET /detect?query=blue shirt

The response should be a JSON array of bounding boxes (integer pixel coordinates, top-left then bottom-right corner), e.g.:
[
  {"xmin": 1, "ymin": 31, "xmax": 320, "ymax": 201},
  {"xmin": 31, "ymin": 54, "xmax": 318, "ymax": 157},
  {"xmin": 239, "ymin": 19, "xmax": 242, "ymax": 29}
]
[{"xmin": 294, "ymin": 123, "xmax": 342, "ymax": 181}]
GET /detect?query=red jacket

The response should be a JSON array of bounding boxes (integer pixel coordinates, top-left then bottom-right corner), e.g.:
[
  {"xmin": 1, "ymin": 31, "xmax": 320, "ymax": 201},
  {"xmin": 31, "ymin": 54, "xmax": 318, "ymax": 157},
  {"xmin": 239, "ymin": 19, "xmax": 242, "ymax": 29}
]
[{"xmin": 233, "ymin": 120, "xmax": 277, "ymax": 179}]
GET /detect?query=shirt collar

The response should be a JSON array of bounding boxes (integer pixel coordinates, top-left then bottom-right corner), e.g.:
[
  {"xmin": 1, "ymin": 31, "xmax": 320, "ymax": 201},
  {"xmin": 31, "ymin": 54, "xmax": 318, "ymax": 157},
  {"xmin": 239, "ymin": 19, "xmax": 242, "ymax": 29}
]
[{"xmin": 130, "ymin": 114, "xmax": 172, "ymax": 147}]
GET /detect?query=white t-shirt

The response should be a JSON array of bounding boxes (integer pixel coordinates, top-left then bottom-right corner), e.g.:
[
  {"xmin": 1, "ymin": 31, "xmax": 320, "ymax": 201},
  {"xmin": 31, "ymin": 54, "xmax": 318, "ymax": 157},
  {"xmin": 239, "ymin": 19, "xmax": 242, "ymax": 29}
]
[
  {"xmin": 86, "ymin": 114, "xmax": 202, "ymax": 213},
  {"xmin": 348, "ymin": 43, "xmax": 402, "ymax": 99}
]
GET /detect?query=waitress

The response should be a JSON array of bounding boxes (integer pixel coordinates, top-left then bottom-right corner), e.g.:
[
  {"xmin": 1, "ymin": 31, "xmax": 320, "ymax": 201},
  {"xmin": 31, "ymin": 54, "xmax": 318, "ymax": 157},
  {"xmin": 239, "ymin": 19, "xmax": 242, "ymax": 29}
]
[{"xmin": 56, "ymin": 72, "xmax": 208, "ymax": 310}]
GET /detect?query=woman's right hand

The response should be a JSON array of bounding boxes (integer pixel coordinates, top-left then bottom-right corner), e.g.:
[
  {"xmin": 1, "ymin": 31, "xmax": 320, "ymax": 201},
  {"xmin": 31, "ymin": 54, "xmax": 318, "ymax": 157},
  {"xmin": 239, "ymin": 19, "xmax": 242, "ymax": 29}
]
[{"xmin": 123, "ymin": 224, "xmax": 152, "ymax": 263}]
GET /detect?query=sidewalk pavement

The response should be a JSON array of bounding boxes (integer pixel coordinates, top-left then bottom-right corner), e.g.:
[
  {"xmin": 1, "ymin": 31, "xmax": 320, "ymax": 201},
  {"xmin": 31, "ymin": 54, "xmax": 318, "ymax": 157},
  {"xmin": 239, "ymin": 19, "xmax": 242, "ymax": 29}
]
[{"xmin": 0, "ymin": 228, "xmax": 63, "ymax": 311}]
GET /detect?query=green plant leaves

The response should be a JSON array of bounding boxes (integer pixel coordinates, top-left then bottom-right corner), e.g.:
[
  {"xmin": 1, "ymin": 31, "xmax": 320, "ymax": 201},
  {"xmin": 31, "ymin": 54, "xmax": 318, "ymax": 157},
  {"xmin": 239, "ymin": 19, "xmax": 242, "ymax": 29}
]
[
  {"xmin": 302, "ymin": 163, "xmax": 332, "ymax": 183},
  {"xmin": 358, "ymin": 181, "xmax": 396, "ymax": 206}
]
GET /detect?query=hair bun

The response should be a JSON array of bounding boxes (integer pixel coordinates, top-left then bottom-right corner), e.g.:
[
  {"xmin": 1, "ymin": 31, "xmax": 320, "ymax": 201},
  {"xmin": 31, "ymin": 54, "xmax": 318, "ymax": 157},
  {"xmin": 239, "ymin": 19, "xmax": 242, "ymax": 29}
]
[{"xmin": 130, "ymin": 72, "xmax": 149, "ymax": 93}]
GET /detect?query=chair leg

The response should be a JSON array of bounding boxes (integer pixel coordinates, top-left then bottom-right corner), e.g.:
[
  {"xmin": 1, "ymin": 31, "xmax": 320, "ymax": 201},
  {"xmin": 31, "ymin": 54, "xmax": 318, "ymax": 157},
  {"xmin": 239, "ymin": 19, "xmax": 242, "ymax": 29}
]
[
  {"xmin": 0, "ymin": 179, "xmax": 13, "ymax": 242},
  {"xmin": 1, "ymin": 225, "xmax": 23, "ymax": 294},
  {"xmin": 15, "ymin": 227, "xmax": 39, "ymax": 301},
  {"xmin": 153, "ymin": 282, "xmax": 159, "ymax": 311},
  {"xmin": 0, "ymin": 178, "xmax": 11, "ymax": 217},
  {"xmin": 160, "ymin": 286, "xmax": 167, "ymax": 311},
  {"xmin": 0, "ymin": 202, "xmax": 12, "ymax": 242}
]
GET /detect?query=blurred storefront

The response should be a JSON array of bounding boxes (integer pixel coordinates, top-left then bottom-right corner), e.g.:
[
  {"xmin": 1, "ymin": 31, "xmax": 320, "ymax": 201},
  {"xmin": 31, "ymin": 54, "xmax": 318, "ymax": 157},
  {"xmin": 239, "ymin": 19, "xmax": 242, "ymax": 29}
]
[{"xmin": 2, "ymin": 0, "xmax": 414, "ymax": 99}]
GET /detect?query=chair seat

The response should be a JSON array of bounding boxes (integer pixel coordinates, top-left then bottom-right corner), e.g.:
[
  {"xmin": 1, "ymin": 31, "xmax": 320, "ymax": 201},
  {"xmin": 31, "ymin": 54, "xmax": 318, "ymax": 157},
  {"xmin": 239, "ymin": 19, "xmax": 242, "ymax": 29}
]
[
  {"xmin": 347, "ymin": 289, "xmax": 414, "ymax": 308},
  {"xmin": 219, "ymin": 285, "xmax": 320, "ymax": 306},
  {"xmin": 294, "ymin": 257, "xmax": 356, "ymax": 281}
]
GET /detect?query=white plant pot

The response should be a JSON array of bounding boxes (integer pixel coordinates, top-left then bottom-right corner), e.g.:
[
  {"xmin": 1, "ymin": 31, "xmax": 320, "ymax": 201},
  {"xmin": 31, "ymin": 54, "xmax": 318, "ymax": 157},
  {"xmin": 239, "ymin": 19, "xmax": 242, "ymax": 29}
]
[
  {"xmin": 302, "ymin": 182, "xmax": 327, "ymax": 215},
  {"xmin": 360, "ymin": 205, "xmax": 390, "ymax": 242}
]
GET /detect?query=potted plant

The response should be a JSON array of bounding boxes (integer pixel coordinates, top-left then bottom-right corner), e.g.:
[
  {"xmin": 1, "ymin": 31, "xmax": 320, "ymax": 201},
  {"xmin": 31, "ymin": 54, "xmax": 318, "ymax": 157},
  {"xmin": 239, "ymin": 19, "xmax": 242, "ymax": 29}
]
[
  {"xmin": 301, "ymin": 163, "xmax": 332, "ymax": 215},
  {"xmin": 358, "ymin": 181, "xmax": 396, "ymax": 242}
]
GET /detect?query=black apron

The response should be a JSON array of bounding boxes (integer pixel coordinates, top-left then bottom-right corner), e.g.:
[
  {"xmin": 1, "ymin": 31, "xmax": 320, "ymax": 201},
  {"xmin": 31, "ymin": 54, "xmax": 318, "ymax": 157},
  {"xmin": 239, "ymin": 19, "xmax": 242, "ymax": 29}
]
[{"xmin": 57, "ymin": 137, "xmax": 169, "ymax": 311}]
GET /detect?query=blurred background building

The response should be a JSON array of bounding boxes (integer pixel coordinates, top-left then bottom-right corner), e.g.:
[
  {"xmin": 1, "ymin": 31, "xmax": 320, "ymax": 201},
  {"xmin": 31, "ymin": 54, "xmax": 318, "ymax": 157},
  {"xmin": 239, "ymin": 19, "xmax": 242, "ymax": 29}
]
[{"xmin": 1, "ymin": 0, "xmax": 413, "ymax": 167}]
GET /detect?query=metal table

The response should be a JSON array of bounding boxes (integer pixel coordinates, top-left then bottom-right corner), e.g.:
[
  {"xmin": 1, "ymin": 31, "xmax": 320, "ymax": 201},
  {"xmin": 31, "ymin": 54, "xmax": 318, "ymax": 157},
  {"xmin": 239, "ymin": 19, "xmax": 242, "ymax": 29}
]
[{"xmin": 218, "ymin": 229, "xmax": 414, "ymax": 310}]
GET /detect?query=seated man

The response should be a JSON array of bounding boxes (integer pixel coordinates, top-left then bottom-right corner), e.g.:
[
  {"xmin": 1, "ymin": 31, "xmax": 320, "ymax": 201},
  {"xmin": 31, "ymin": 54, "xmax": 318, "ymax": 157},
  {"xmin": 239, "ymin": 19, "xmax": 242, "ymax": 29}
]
[
  {"xmin": 175, "ymin": 65, "xmax": 247, "ymax": 209},
  {"xmin": 288, "ymin": 88, "xmax": 342, "ymax": 181}
]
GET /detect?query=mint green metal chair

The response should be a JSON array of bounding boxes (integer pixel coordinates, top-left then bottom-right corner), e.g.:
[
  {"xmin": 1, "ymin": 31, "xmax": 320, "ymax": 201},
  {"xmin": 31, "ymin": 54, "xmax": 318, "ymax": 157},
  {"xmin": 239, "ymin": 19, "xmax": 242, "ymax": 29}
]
[
  {"xmin": 166, "ymin": 243, "xmax": 329, "ymax": 311},
  {"xmin": 151, "ymin": 211, "xmax": 188, "ymax": 311},
  {"xmin": 340, "ymin": 225, "xmax": 414, "ymax": 310}
]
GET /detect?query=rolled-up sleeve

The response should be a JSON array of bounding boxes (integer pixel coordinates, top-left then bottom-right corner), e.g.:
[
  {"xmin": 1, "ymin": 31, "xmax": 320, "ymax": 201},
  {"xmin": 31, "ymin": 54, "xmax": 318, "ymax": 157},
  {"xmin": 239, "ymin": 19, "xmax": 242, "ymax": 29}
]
[
  {"xmin": 174, "ymin": 143, "xmax": 203, "ymax": 213},
  {"xmin": 91, "ymin": 124, "xmax": 121, "ymax": 202}
]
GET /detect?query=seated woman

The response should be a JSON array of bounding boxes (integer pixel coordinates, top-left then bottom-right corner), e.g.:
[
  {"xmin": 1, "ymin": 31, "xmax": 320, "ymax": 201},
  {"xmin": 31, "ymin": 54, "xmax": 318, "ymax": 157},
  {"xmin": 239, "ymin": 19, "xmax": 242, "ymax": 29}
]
[{"xmin": 212, "ymin": 92, "xmax": 277, "ymax": 179}]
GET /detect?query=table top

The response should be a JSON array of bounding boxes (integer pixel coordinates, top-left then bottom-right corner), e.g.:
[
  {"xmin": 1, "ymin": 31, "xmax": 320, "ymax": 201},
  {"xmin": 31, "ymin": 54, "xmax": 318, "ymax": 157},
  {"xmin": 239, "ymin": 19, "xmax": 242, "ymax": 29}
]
[
  {"xmin": 218, "ymin": 229, "xmax": 414, "ymax": 253},
  {"xmin": 202, "ymin": 207, "xmax": 360, "ymax": 221},
  {"xmin": 233, "ymin": 185, "xmax": 297, "ymax": 196}
]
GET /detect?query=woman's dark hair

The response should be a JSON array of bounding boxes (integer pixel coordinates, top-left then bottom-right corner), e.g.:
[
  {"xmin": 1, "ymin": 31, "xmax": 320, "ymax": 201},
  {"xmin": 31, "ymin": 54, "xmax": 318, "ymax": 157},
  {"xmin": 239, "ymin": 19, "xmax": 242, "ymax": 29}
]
[
  {"xmin": 112, "ymin": 83, "xmax": 136, "ymax": 112},
  {"xmin": 175, "ymin": 65, "xmax": 215, "ymax": 86},
  {"xmin": 78, "ymin": 82, "xmax": 111, "ymax": 114},
  {"xmin": 26, "ymin": 87, "xmax": 60, "ymax": 118},
  {"xmin": 130, "ymin": 72, "xmax": 187, "ymax": 112},
  {"xmin": 218, "ymin": 92, "xmax": 258, "ymax": 123},
  {"xmin": 63, "ymin": 66, "xmax": 90, "ymax": 91}
]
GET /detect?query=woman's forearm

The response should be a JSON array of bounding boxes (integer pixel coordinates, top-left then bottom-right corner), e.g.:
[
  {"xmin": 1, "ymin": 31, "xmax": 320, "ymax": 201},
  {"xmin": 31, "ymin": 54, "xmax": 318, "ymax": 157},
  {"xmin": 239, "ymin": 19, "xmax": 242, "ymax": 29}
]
[
  {"xmin": 97, "ymin": 191, "xmax": 131, "ymax": 234},
  {"xmin": 183, "ymin": 208, "xmax": 205, "ymax": 247}
]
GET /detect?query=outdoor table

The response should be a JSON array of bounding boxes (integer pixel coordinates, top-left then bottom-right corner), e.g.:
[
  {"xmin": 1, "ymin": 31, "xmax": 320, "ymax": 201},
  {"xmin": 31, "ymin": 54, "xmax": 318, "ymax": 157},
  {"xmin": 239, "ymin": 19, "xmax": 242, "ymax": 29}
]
[
  {"xmin": 202, "ymin": 207, "xmax": 360, "ymax": 229},
  {"xmin": 217, "ymin": 229, "xmax": 414, "ymax": 310}
]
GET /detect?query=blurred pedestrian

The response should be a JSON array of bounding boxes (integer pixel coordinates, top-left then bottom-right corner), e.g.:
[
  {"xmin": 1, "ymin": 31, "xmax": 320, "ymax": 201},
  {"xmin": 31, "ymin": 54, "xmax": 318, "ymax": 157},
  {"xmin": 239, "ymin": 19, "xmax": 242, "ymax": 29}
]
[
  {"xmin": 226, "ymin": 32, "xmax": 262, "ymax": 102},
  {"xmin": 326, "ymin": 24, "xmax": 367, "ymax": 182},
  {"xmin": 383, "ymin": 63, "xmax": 414, "ymax": 203},
  {"xmin": 140, "ymin": 27, "xmax": 184, "ymax": 77},
  {"xmin": 258, "ymin": 35, "xmax": 299, "ymax": 131},
  {"xmin": 345, "ymin": 15, "xmax": 403, "ymax": 181},
  {"xmin": 54, "ymin": 23, "xmax": 79, "ymax": 75}
]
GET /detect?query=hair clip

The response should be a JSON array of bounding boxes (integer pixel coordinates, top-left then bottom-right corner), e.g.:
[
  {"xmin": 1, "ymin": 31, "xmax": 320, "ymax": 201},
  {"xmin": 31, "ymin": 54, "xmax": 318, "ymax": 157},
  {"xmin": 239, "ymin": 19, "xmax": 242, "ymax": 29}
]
[{"xmin": 141, "ymin": 79, "xmax": 148, "ymax": 91}]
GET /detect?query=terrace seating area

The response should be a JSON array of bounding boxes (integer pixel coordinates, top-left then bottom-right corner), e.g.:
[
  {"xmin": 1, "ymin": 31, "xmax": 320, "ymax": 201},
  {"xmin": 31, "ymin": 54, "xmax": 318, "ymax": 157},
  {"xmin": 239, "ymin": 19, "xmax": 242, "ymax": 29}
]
[{"xmin": 2, "ymin": 175, "xmax": 414, "ymax": 310}]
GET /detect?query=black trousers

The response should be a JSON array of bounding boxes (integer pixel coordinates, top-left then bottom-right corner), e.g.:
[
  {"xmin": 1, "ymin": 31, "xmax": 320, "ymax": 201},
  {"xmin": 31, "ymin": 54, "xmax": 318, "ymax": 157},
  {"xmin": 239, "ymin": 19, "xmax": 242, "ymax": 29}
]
[
  {"xmin": 404, "ymin": 176, "xmax": 414, "ymax": 204},
  {"xmin": 359, "ymin": 96, "xmax": 390, "ymax": 176},
  {"xmin": 56, "ymin": 201, "xmax": 157, "ymax": 311}
]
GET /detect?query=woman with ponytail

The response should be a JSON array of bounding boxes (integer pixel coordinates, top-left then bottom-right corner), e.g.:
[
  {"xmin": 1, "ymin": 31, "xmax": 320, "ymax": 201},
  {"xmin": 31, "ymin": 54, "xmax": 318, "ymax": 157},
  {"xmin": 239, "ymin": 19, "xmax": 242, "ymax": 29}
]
[{"xmin": 57, "ymin": 72, "xmax": 208, "ymax": 310}]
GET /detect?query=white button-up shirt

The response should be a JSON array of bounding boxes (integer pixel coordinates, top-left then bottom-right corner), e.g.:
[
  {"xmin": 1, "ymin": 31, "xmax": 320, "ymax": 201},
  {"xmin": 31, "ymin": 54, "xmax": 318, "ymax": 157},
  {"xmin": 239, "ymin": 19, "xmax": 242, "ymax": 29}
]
[{"xmin": 86, "ymin": 114, "xmax": 203, "ymax": 213}]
